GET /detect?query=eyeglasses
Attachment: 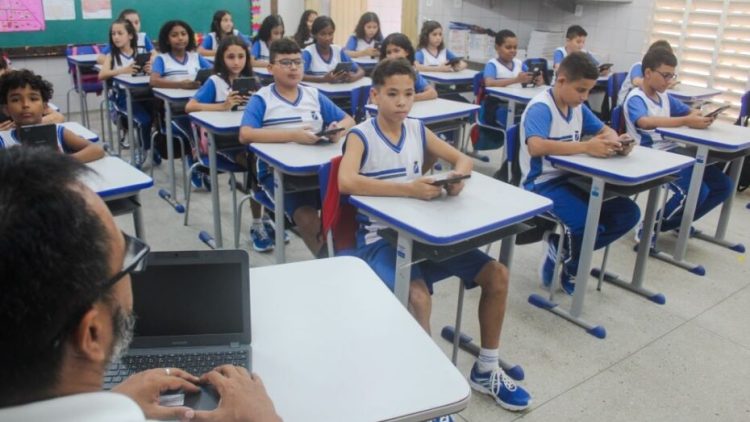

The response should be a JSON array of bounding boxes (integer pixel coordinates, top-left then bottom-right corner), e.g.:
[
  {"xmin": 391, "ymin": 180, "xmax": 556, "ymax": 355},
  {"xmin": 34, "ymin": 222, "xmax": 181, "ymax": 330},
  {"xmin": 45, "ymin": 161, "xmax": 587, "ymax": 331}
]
[
  {"xmin": 274, "ymin": 59, "xmax": 303, "ymax": 68},
  {"xmin": 655, "ymin": 70, "xmax": 678, "ymax": 81},
  {"xmin": 103, "ymin": 231, "xmax": 150, "ymax": 289}
]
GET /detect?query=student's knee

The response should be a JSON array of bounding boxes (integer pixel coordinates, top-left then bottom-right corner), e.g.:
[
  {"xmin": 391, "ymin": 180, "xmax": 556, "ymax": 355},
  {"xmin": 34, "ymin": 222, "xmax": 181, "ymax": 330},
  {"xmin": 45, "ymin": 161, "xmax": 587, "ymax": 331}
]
[
  {"xmin": 409, "ymin": 280, "xmax": 432, "ymax": 310},
  {"xmin": 292, "ymin": 206, "xmax": 320, "ymax": 229},
  {"xmin": 476, "ymin": 261, "xmax": 508, "ymax": 296}
]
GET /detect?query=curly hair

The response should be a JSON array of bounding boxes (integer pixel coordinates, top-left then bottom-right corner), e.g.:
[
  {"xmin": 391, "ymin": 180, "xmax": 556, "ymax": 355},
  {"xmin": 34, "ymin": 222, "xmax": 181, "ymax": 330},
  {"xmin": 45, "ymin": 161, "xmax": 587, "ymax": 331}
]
[{"xmin": 0, "ymin": 69, "xmax": 54, "ymax": 105}]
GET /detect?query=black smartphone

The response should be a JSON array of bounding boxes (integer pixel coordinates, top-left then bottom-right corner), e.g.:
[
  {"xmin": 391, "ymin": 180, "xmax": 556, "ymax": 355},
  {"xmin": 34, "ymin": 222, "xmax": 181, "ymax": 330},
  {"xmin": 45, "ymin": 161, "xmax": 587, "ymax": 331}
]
[
  {"xmin": 195, "ymin": 69, "xmax": 212, "ymax": 85},
  {"xmin": 373, "ymin": 41, "xmax": 381, "ymax": 49},
  {"xmin": 619, "ymin": 136, "xmax": 635, "ymax": 146},
  {"xmin": 446, "ymin": 56, "xmax": 464, "ymax": 66},
  {"xmin": 430, "ymin": 173, "xmax": 471, "ymax": 186},
  {"xmin": 704, "ymin": 104, "xmax": 731, "ymax": 118},
  {"xmin": 17, "ymin": 123, "xmax": 58, "ymax": 150},
  {"xmin": 333, "ymin": 62, "xmax": 353, "ymax": 74},
  {"xmin": 523, "ymin": 67, "xmax": 542, "ymax": 88},
  {"xmin": 598, "ymin": 63, "xmax": 613, "ymax": 72},
  {"xmin": 231, "ymin": 77, "xmax": 258, "ymax": 96},
  {"xmin": 315, "ymin": 127, "xmax": 345, "ymax": 138},
  {"xmin": 134, "ymin": 53, "xmax": 150, "ymax": 67}
]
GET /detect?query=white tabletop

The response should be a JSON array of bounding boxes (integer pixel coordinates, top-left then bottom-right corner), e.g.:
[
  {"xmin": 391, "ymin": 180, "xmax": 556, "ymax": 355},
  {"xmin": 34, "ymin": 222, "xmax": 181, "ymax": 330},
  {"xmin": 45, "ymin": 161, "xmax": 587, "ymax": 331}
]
[
  {"xmin": 549, "ymin": 145, "xmax": 695, "ymax": 185},
  {"xmin": 251, "ymin": 257, "xmax": 470, "ymax": 422},
  {"xmin": 350, "ymin": 171, "xmax": 552, "ymax": 245},
  {"xmin": 249, "ymin": 141, "xmax": 342, "ymax": 174},
  {"xmin": 420, "ymin": 69, "xmax": 479, "ymax": 83},
  {"xmin": 81, "ymin": 156, "xmax": 153, "ymax": 198},
  {"xmin": 252, "ymin": 66, "xmax": 272, "ymax": 77},
  {"xmin": 667, "ymin": 84, "xmax": 721, "ymax": 101},
  {"xmin": 48, "ymin": 102, "xmax": 60, "ymax": 112},
  {"xmin": 152, "ymin": 87, "xmax": 197, "ymax": 101},
  {"xmin": 352, "ymin": 56, "xmax": 379, "ymax": 66},
  {"xmin": 62, "ymin": 121, "xmax": 99, "ymax": 142},
  {"xmin": 365, "ymin": 98, "xmax": 479, "ymax": 124},
  {"xmin": 112, "ymin": 74, "xmax": 150, "ymax": 88},
  {"xmin": 657, "ymin": 122, "xmax": 750, "ymax": 152},
  {"xmin": 485, "ymin": 85, "xmax": 547, "ymax": 103},
  {"xmin": 188, "ymin": 110, "xmax": 243, "ymax": 133},
  {"xmin": 67, "ymin": 54, "xmax": 100, "ymax": 64},
  {"xmin": 302, "ymin": 77, "xmax": 372, "ymax": 95}
]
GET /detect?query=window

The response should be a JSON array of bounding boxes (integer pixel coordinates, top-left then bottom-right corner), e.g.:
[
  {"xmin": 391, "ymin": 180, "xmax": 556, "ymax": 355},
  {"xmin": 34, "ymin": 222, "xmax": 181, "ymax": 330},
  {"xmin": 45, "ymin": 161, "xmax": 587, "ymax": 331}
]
[{"xmin": 650, "ymin": 0, "xmax": 750, "ymax": 119}]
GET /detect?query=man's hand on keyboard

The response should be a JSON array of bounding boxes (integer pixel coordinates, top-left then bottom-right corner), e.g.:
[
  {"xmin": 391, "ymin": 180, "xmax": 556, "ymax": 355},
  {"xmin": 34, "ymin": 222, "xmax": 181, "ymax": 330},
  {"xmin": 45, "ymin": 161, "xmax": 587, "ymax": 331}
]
[
  {"xmin": 193, "ymin": 365, "xmax": 282, "ymax": 422},
  {"xmin": 113, "ymin": 367, "xmax": 201, "ymax": 421}
]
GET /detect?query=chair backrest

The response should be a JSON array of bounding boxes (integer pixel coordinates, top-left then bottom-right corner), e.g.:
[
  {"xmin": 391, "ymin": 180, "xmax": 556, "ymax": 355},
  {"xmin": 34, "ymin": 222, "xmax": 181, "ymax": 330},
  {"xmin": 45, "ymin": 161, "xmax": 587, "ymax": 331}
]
[
  {"xmin": 319, "ymin": 156, "xmax": 358, "ymax": 254},
  {"xmin": 736, "ymin": 91, "xmax": 750, "ymax": 126},
  {"xmin": 472, "ymin": 71, "xmax": 485, "ymax": 99},
  {"xmin": 607, "ymin": 72, "xmax": 627, "ymax": 110},
  {"xmin": 610, "ymin": 105, "xmax": 625, "ymax": 134},
  {"xmin": 524, "ymin": 58, "xmax": 550, "ymax": 86},
  {"xmin": 66, "ymin": 44, "xmax": 103, "ymax": 92},
  {"xmin": 494, "ymin": 124, "xmax": 522, "ymax": 186}
]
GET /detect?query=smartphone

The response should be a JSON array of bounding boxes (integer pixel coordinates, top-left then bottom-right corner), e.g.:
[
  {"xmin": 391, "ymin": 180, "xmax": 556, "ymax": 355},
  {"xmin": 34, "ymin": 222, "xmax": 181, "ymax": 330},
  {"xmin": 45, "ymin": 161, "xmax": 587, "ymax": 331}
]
[
  {"xmin": 446, "ymin": 56, "xmax": 464, "ymax": 66},
  {"xmin": 333, "ymin": 62, "xmax": 353, "ymax": 74},
  {"xmin": 17, "ymin": 123, "xmax": 59, "ymax": 150},
  {"xmin": 523, "ymin": 67, "xmax": 543, "ymax": 88},
  {"xmin": 598, "ymin": 63, "xmax": 613, "ymax": 72},
  {"xmin": 704, "ymin": 104, "xmax": 731, "ymax": 118},
  {"xmin": 315, "ymin": 127, "xmax": 346, "ymax": 138},
  {"xmin": 195, "ymin": 69, "xmax": 212, "ymax": 85},
  {"xmin": 373, "ymin": 41, "xmax": 381, "ymax": 49},
  {"xmin": 430, "ymin": 173, "xmax": 471, "ymax": 186},
  {"xmin": 619, "ymin": 135, "xmax": 635, "ymax": 146},
  {"xmin": 231, "ymin": 77, "xmax": 258, "ymax": 96},
  {"xmin": 134, "ymin": 53, "xmax": 150, "ymax": 67}
]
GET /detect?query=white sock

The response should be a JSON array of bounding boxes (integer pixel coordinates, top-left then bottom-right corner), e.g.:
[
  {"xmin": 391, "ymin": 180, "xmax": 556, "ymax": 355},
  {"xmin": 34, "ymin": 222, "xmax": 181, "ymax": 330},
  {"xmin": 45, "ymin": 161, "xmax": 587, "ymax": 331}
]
[
  {"xmin": 477, "ymin": 348, "xmax": 499, "ymax": 373},
  {"xmin": 251, "ymin": 218, "xmax": 262, "ymax": 229}
]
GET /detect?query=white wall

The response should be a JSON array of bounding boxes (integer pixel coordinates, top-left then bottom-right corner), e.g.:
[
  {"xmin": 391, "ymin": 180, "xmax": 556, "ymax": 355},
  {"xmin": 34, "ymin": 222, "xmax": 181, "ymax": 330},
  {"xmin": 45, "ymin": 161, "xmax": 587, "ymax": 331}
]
[
  {"xmin": 419, "ymin": 0, "xmax": 655, "ymax": 70},
  {"xmin": 277, "ymin": 0, "xmax": 306, "ymax": 35}
]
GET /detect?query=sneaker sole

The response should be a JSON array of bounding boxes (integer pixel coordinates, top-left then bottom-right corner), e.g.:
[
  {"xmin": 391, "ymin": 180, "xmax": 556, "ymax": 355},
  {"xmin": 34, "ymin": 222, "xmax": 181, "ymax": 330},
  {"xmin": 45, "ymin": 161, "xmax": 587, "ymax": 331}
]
[
  {"xmin": 252, "ymin": 245, "xmax": 274, "ymax": 253},
  {"xmin": 468, "ymin": 379, "xmax": 531, "ymax": 412}
]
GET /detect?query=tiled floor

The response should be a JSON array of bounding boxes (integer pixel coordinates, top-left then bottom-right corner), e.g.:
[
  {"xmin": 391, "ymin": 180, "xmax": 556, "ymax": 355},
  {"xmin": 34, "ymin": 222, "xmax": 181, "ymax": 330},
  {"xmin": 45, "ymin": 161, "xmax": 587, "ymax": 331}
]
[{"xmin": 86, "ymin": 111, "xmax": 750, "ymax": 421}]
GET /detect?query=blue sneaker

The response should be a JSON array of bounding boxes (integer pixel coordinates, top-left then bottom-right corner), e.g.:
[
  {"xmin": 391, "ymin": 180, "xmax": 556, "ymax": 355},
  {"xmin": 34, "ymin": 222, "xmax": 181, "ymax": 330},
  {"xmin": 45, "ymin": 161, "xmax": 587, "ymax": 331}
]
[
  {"xmin": 190, "ymin": 169, "xmax": 203, "ymax": 189},
  {"xmin": 263, "ymin": 218, "xmax": 290, "ymax": 244},
  {"xmin": 634, "ymin": 221, "xmax": 657, "ymax": 249},
  {"xmin": 250, "ymin": 226, "xmax": 274, "ymax": 252},
  {"xmin": 469, "ymin": 363, "xmax": 531, "ymax": 411},
  {"xmin": 560, "ymin": 270, "xmax": 576, "ymax": 295},
  {"xmin": 201, "ymin": 174, "xmax": 212, "ymax": 192},
  {"xmin": 539, "ymin": 232, "xmax": 559, "ymax": 288},
  {"xmin": 152, "ymin": 149, "xmax": 162, "ymax": 166},
  {"xmin": 431, "ymin": 416, "xmax": 454, "ymax": 422}
]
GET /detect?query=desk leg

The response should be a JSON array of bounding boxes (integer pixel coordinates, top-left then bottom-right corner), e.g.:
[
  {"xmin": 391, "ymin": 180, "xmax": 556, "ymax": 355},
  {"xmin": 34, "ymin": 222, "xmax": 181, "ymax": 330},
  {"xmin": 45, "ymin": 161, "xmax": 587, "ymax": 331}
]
[
  {"xmin": 499, "ymin": 235, "xmax": 515, "ymax": 272},
  {"xmin": 393, "ymin": 234, "xmax": 413, "ymax": 307},
  {"xmin": 273, "ymin": 169, "xmax": 285, "ymax": 264},
  {"xmin": 502, "ymin": 100, "xmax": 516, "ymax": 180},
  {"xmin": 75, "ymin": 63, "xmax": 88, "ymax": 127},
  {"xmin": 133, "ymin": 193, "xmax": 146, "ymax": 240},
  {"xmin": 208, "ymin": 132, "xmax": 223, "ymax": 248},
  {"xmin": 125, "ymin": 88, "xmax": 137, "ymax": 167},
  {"xmin": 104, "ymin": 84, "xmax": 117, "ymax": 155},
  {"xmin": 158, "ymin": 102, "xmax": 184, "ymax": 213}
]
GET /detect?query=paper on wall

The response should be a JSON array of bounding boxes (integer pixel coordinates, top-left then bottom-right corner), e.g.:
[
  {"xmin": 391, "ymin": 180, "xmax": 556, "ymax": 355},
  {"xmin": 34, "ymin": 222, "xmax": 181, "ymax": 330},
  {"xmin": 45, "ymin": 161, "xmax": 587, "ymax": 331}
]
[
  {"xmin": 42, "ymin": 0, "xmax": 74, "ymax": 20},
  {"xmin": 0, "ymin": 0, "xmax": 45, "ymax": 32},
  {"xmin": 81, "ymin": 0, "xmax": 110, "ymax": 19}
]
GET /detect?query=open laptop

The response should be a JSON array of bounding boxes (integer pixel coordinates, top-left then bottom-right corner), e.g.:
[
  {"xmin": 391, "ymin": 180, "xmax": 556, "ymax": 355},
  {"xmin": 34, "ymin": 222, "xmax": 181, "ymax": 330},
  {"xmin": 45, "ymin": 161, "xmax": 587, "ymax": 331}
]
[{"xmin": 103, "ymin": 249, "xmax": 251, "ymax": 408}]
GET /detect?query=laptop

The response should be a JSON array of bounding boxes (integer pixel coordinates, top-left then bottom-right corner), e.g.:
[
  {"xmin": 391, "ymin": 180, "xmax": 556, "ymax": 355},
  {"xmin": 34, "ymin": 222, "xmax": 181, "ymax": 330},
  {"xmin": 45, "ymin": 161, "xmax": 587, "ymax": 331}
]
[
  {"xmin": 104, "ymin": 249, "xmax": 252, "ymax": 409},
  {"xmin": 17, "ymin": 123, "xmax": 59, "ymax": 150}
]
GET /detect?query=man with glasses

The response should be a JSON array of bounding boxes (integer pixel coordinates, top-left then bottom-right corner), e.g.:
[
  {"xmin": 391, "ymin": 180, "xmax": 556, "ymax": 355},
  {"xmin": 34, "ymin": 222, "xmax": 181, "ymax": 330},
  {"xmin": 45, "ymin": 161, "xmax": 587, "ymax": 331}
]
[
  {"xmin": 623, "ymin": 47, "xmax": 732, "ymax": 244},
  {"xmin": 0, "ymin": 147, "xmax": 280, "ymax": 422}
]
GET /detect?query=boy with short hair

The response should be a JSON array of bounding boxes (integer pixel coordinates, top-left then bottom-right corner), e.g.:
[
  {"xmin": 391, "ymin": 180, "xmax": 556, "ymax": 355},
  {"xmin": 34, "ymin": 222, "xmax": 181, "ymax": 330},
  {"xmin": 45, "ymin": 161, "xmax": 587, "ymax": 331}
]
[
  {"xmin": 521, "ymin": 52, "xmax": 640, "ymax": 294},
  {"xmin": 239, "ymin": 38, "xmax": 355, "ymax": 257},
  {"xmin": 0, "ymin": 69, "xmax": 103, "ymax": 163},
  {"xmin": 339, "ymin": 58, "xmax": 532, "ymax": 413},
  {"xmin": 553, "ymin": 25, "xmax": 607, "ymax": 76},
  {"xmin": 0, "ymin": 59, "xmax": 65, "ymax": 131},
  {"xmin": 623, "ymin": 47, "xmax": 731, "ymax": 238}
]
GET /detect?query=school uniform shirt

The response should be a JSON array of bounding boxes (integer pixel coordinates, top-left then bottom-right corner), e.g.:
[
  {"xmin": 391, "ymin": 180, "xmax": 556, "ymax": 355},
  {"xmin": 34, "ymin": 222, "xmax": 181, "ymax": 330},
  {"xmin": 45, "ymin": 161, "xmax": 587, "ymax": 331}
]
[
  {"xmin": 483, "ymin": 57, "xmax": 527, "ymax": 87},
  {"xmin": 240, "ymin": 82, "xmax": 346, "ymax": 180},
  {"xmin": 101, "ymin": 32, "xmax": 155, "ymax": 55},
  {"xmin": 152, "ymin": 52, "xmax": 211, "ymax": 81},
  {"xmin": 302, "ymin": 44, "xmax": 359, "ymax": 75},
  {"xmin": 617, "ymin": 62, "xmax": 643, "ymax": 106},
  {"xmin": 201, "ymin": 29, "xmax": 251, "ymax": 51},
  {"xmin": 348, "ymin": 117, "xmax": 427, "ymax": 245},
  {"xmin": 251, "ymin": 39, "xmax": 270, "ymax": 61},
  {"xmin": 0, "ymin": 124, "xmax": 66, "ymax": 152},
  {"xmin": 413, "ymin": 71, "xmax": 430, "ymax": 93},
  {"xmin": 415, "ymin": 47, "xmax": 458, "ymax": 66},
  {"xmin": 624, "ymin": 87, "xmax": 690, "ymax": 150},
  {"xmin": 191, "ymin": 74, "xmax": 232, "ymax": 103},
  {"xmin": 520, "ymin": 89, "xmax": 604, "ymax": 190},
  {"xmin": 344, "ymin": 35, "xmax": 379, "ymax": 52},
  {"xmin": 106, "ymin": 52, "xmax": 136, "ymax": 107},
  {"xmin": 552, "ymin": 47, "xmax": 599, "ymax": 66}
]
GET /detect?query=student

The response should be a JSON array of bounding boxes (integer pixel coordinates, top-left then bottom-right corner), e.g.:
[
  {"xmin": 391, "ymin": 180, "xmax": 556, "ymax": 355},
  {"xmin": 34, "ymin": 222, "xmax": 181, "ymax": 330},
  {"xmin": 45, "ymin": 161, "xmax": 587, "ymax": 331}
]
[
  {"xmin": 623, "ymin": 47, "xmax": 731, "ymax": 239},
  {"xmin": 344, "ymin": 12, "xmax": 383, "ymax": 59},
  {"xmin": 198, "ymin": 10, "xmax": 252, "ymax": 57},
  {"xmin": 552, "ymin": 25, "xmax": 606, "ymax": 76},
  {"xmin": 617, "ymin": 40, "xmax": 675, "ymax": 106},
  {"xmin": 186, "ymin": 36, "xmax": 276, "ymax": 253},
  {"xmin": 379, "ymin": 33, "xmax": 437, "ymax": 101},
  {"xmin": 293, "ymin": 9, "xmax": 318, "ymax": 48},
  {"xmin": 520, "ymin": 52, "xmax": 640, "ymax": 294},
  {"xmin": 240, "ymin": 38, "xmax": 355, "ymax": 257},
  {"xmin": 302, "ymin": 16, "xmax": 365, "ymax": 83},
  {"xmin": 251, "ymin": 14, "xmax": 285, "ymax": 68},
  {"xmin": 482, "ymin": 29, "xmax": 544, "ymax": 127},
  {"xmin": 97, "ymin": 9, "xmax": 155, "ymax": 64},
  {"xmin": 0, "ymin": 56, "xmax": 64, "ymax": 130},
  {"xmin": 414, "ymin": 20, "xmax": 466, "ymax": 73},
  {"xmin": 151, "ymin": 20, "xmax": 212, "ymax": 89},
  {"xmin": 0, "ymin": 69, "xmax": 104, "ymax": 163},
  {"xmin": 98, "ymin": 19, "xmax": 153, "ymax": 154},
  {"xmin": 339, "ymin": 58, "xmax": 531, "ymax": 414}
]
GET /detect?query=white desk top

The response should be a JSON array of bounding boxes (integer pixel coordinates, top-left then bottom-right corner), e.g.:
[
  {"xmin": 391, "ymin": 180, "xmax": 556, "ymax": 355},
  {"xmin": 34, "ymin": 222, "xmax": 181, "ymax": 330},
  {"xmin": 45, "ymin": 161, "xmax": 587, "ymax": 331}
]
[
  {"xmin": 420, "ymin": 69, "xmax": 479, "ymax": 83},
  {"xmin": 352, "ymin": 56, "xmax": 379, "ymax": 66},
  {"xmin": 82, "ymin": 156, "xmax": 153, "ymax": 198},
  {"xmin": 302, "ymin": 77, "xmax": 372, "ymax": 95},
  {"xmin": 249, "ymin": 141, "xmax": 342, "ymax": 174},
  {"xmin": 350, "ymin": 171, "xmax": 552, "ymax": 245},
  {"xmin": 365, "ymin": 98, "xmax": 479, "ymax": 124},
  {"xmin": 112, "ymin": 74, "xmax": 150, "ymax": 88},
  {"xmin": 152, "ymin": 87, "xmax": 197, "ymax": 101},
  {"xmin": 252, "ymin": 66, "xmax": 272, "ymax": 77},
  {"xmin": 251, "ymin": 257, "xmax": 470, "ymax": 422},
  {"xmin": 67, "ymin": 54, "xmax": 100, "ymax": 64},
  {"xmin": 667, "ymin": 84, "xmax": 721, "ymax": 101},
  {"xmin": 485, "ymin": 85, "xmax": 547, "ymax": 103},
  {"xmin": 48, "ymin": 102, "xmax": 60, "ymax": 112},
  {"xmin": 549, "ymin": 145, "xmax": 695, "ymax": 185},
  {"xmin": 188, "ymin": 110, "xmax": 243, "ymax": 133},
  {"xmin": 62, "ymin": 122, "xmax": 99, "ymax": 141},
  {"xmin": 657, "ymin": 122, "xmax": 750, "ymax": 152}
]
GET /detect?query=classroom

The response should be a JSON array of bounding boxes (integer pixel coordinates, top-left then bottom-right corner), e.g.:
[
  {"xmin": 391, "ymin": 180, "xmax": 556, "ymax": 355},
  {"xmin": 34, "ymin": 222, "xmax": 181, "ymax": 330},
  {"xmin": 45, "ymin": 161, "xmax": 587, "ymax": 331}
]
[{"xmin": 1, "ymin": 0, "xmax": 749, "ymax": 421}]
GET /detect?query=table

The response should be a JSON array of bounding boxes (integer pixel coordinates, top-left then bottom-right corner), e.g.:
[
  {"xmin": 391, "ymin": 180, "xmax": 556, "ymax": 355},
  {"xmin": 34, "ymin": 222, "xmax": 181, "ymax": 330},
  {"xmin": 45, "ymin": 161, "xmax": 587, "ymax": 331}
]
[
  {"xmin": 153, "ymin": 87, "xmax": 197, "ymax": 212},
  {"xmin": 352, "ymin": 56, "xmax": 378, "ymax": 70},
  {"xmin": 485, "ymin": 85, "xmax": 546, "ymax": 131},
  {"xmin": 251, "ymin": 257, "xmax": 470, "ymax": 421},
  {"xmin": 420, "ymin": 69, "xmax": 478, "ymax": 86},
  {"xmin": 654, "ymin": 123, "xmax": 750, "ymax": 274},
  {"xmin": 302, "ymin": 77, "xmax": 372, "ymax": 117},
  {"xmin": 350, "ymin": 171, "xmax": 552, "ymax": 307},
  {"xmin": 112, "ymin": 74, "xmax": 151, "ymax": 166},
  {"xmin": 667, "ymin": 84, "xmax": 721, "ymax": 103},
  {"xmin": 250, "ymin": 141, "xmax": 343, "ymax": 264},
  {"xmin": 62, "ymin": 121, "xmax": 99, "ymax": 142},
  {"xmin": 532, "ymin": 146, "xmax": 695, "ymax": 337},
  {"xmin": 67, "ymin": 54, "xmax": 100, "ymax": 127},
  {"xmin": 81, "ymin": 156, "xmax": 153, "ymax": 239}
]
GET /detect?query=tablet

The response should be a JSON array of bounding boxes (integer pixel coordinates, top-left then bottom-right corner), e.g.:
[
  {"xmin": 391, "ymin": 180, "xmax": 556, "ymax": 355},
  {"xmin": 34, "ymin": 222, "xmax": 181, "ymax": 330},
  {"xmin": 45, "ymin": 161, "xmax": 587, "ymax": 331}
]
[
  {"xmin": 704, "ymin": 104, "xmax": 731, "ymax": 119},
  {"xmin": 430, "ymin": 173, "xmax": 470, "ymax": 186},
  {"xmin": 598, "ymin": 63, "xmax": 613, "ymax": 71},
  {"xmin": 17, "ymin": 123, "xmax": 59, "ymax": 150},
  {"xmin": 231, "ymin": 77, "xmax": 258, "ymax": 96},
  {"xmin": 195, "ymin": 69, "xmax": 213, "ymax": 85},
  {"xmin": 333, "ymin": 62, "xmax": 353, "ymax": 74},
  {"xmin": 315, "ymin": 127, "xmax": 345, "ymax": 138},
  {"xmin": 446, "ymin": 57, "xmax": 464, "ymax": 66}
]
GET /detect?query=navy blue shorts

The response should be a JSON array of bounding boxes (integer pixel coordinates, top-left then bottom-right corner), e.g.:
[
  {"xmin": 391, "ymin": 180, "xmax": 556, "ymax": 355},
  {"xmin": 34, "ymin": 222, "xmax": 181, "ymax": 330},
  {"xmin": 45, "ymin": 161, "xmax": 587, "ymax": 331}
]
[
  {"xmin": 357, "ymin": 238, "xmax": 492, "ymax": 294},
  {"xmin": 260, "ymin": 175, "xmax": 320, "ymax": 222}
]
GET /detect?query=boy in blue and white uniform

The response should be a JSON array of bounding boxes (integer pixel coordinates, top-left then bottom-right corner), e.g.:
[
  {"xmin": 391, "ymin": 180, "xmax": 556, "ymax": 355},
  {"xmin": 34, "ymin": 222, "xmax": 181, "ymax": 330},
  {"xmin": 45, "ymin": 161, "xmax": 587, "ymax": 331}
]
[
  {"xmin": 240, "ymin": 38, "xmax": 355, "ymax": 258},
  {"xmin": 616, "ymin": 40, "xmax": 674, "ymax": 106},
  {"xmin": 552, "ymin": 25, "xmax": 608, "ymax": 84},
  {"xmin": 623, "ymin": 47, "xmax": 731, "ymax": 238},
  {"xmin": 521, "ymin": 52, "xmax": 640, "ymax": 294},
  {"xmin": 339, "ymin": 58, "xmax": 532, "ymax": 415}
]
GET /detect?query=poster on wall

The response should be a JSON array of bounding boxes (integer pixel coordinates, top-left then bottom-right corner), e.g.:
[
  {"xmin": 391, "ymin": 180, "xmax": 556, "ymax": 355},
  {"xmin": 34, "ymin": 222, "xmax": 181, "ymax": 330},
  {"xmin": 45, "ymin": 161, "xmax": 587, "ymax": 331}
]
[
  {"xmin": 0, "ymin": 0, "xmax": 45, "ymax": 32},
  {"xmin": 81, "ymin": 0, "xmax": 110, "ymax": 19},
  {"xmin": 42, "ymin": 0, "xmax": 75, "ymax": 20}
]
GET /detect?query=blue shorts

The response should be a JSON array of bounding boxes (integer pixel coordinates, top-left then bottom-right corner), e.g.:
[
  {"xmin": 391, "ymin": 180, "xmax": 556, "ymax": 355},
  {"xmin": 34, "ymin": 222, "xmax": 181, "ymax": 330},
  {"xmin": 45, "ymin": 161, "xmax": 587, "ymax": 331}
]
[
  {"xmin": 260, "ymin": 175, "xmax": 320, "ymax": 222},
  {"xmin": 357, "ymin": 238, "xmax": 492, "ymax": 294}
]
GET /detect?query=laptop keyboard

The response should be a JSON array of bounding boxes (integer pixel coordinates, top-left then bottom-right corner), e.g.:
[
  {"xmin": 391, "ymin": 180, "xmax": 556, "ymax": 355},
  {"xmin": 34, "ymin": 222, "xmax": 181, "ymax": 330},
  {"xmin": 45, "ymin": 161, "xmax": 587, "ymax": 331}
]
[{"xmin": 103, "ymin": 350, "xmax": 249, "ymax": 389}]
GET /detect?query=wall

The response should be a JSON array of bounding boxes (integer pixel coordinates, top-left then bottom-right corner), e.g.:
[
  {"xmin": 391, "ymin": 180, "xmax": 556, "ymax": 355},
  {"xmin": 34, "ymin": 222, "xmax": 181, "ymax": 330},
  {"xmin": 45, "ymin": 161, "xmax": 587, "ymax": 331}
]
[{"xmin": 418, "ymin": 0, "xmax": 655, "ymax": 70}]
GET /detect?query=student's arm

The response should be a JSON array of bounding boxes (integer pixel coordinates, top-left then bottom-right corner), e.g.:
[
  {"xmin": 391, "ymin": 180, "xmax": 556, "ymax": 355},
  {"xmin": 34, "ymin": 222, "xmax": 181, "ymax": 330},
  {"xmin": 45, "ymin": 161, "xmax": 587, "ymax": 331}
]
[
  {"xmin": 239, "ymin": 95, "xmax": 320, "ymax": 144},
  {"xmin": 338, "ymin": 130, "xmax": 442, "ymax": 200},
  {"xmin": 251, "ymin": 42, "xmax": 270, "ymax": 68},
  {"xmin": 629, "ymin": 64, "xmax": 643, "ymax": 89},
  {"xmin": 198, "ymin": 36, "xmax": 215, "ymax": 56},
  {"xmin": 446, "ymin": 50, "xmax": 467, "ymax": 71},
  {"xmin": 319, "ymin": 93, "xmax": 355, "ymax": 141},
  {"xmin": 552, "ymin": 49, "xmax": 564, "ymax": 71},
  {"xmin": 423, "ymin": 125, "xmax": 472, "ymax": 195},
  {"xmin": 149, "ymin": 56, "xmax": 200, "ymax": 89},
  {"xmin": 98, "ymin": 54, "xmax": 134, "ymax": 80},
  {"xmin": 185, "ymin": 79, "xmax": 244, "ymax": 113},
  {"xmin": 629, "ymin": 96, "xmax": 711, "ymax": 130},
  {"xmin": 413, "ymin": 50, "xmax": 446, "ymax": 72},
  {"xmin": 62, "ymin": 128, "xmax": 105, "ymax": 163},
  {"xmin": 341, "ymin": 52, "xmax": 364, "ymax": 82},
  {"xmin": 300, "ymin": 50, "xmax": 338, "ymax": 83},
  {"xmin": 414, "ymin": 74, "xmax": 437, "ymax": 101},
  {"xmin": 42, "ymin": 108, "xmax": 65, "ymax": 124}
]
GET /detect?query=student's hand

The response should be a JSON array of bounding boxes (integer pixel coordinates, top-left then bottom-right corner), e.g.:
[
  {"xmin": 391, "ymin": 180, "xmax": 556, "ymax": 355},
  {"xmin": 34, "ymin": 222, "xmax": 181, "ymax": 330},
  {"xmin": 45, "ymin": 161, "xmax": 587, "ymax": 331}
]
[
  {"xmin": 295, "ymin": 126, "xmax": 321, "ymax": 144},
  {"xmin": 599, "ymin": 68, "xmax": 611, "ymax": 77},
  {"xmin": 326, "ymin": 122, "xmax": 345, "ymax": 143},
  {"xmin": 112, "ymin": 368, "xmax": 201, "ymax": 422},
  {"xmin": 409, "ymin": 177, "xmax": 443, "ymax": 200},
  {"xmin": 0, "ymin": 120, "xmax": 14, "ymax": 131},
  {"xmin": 122, "ymin": 63, "xmax": 137, "ymax": 75},
  {"xmin": 516, "ymin": 72, "xmax": 534, "ymax": 85},
  {"xmin": 192, "ymin": 366, "xmax": 281, "ymax": 422},
  {"xmin": 443, "ymin": 172, "xmax": 466, "ymax": 196},
  {"xmin": 223, "ymin": 91, "xmax": 246, "ymax": 111},
  {"xmin": 616, "ymin": 134, "xmax": 635, "ymax": 156},
  {"xmin": 180, "ymin": 80, "xmax": 201, "ymax": 89},
  {"xmin": 365, "ymin": 47, "xmax": 379, "ymax": 57},
  {"xmin": 143, "ymin": 62, "xmax": 152, "ymax": 75},
  {"xmin": 436, "ymin": 64, "xmax": 454, "ymax": 72},
  {"xmin": 684, "ymin": 113, "xmax": 713, "ymax": 129},
  {"xmin": 322, "ymin": 71, "xmax": 342, "ymax": 83},
  {"xmin": 586, "ymin": 135, "xmax": 623, "ymax": 158},
  {"xmin": 533, "ymin": 73, "xmax": 545, "ymax": 86}
]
